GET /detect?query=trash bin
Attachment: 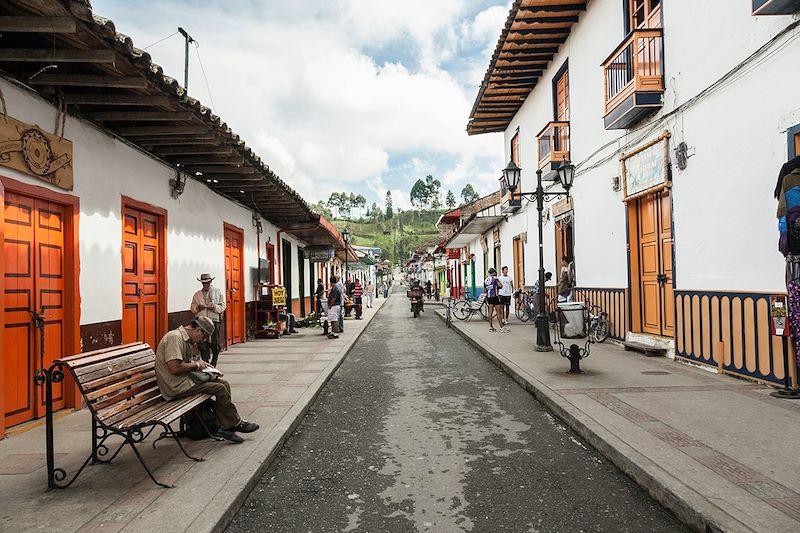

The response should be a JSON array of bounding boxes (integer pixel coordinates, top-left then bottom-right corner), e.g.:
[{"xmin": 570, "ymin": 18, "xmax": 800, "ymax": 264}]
[{"xmin": 558, "ymin": 301, "xmax": 586, "ymax": 338}]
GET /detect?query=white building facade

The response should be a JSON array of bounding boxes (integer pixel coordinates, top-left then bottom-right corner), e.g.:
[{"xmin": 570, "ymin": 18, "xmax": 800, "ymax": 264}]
[{"xmin": 459, "ymin": 0, "xmax": 800, "ymax": 387}]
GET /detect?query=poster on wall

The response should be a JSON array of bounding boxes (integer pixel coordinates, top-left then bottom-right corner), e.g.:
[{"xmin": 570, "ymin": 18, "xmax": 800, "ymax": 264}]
[
  {"xmin": 0, "ymin": 115, "xmax": 73, "ymax": 190},
  {"xmin": 621, "ymin": 131, "xmax": 671, "ymax": 200}
]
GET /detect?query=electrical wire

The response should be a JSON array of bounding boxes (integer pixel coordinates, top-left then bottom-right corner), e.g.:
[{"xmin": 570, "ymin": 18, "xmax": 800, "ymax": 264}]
[
  {"xmin": 143, "ymin": 31, "xmax": 180, "ymax": 50},
  {"xmin": 193, "ymin": 42, "xmax": 217, "ymax": 113},
  {"xmin": 574, "ymin": 18, "xmax": 800, "ymax": 177}
]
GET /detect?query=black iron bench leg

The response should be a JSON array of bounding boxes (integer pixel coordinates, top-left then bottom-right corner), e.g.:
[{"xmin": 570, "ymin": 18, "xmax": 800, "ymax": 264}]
[
  {"xmin": 126, "ymin": 433, "xmax": 174, "ymax": 489},
  {"xmin": 155, "ymin": 422, "xmax": 205, "ymax": 462}
]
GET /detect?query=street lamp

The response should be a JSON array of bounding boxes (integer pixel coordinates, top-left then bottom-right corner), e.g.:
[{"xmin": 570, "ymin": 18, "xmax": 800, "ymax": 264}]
[
  {"xmin": 342, "ymin": 228, "xmax": 351, "ymax": 287},
  {"xmin": 502, "ymin": 160, "xmax": 575, "ymax": 352}
]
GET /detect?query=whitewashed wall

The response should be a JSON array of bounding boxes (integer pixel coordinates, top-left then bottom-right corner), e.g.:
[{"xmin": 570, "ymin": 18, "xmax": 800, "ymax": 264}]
[
  {"xmin": 0, "ymin": 78, "xmax": 297, "ymax": 326},
  {"xmin": 495, "ymin": 0, "xmax": 799, "ymax": 293}
]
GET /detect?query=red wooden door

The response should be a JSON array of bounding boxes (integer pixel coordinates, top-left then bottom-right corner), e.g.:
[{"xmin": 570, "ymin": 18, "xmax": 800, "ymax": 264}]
[
  {"xmin": 224, "ymin": 225, "xmax": 244, "ymax": 345},
  {"xmin": 122, "ymin": 206, "xmax": 163, "ymax": 349},
  {"xmin": 3, "ymin": 193, "xmax": 67, "ymax": 426}
]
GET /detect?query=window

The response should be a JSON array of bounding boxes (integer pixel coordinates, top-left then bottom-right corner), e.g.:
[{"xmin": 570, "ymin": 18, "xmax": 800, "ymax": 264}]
[
  {"xmin": 510, "ymin": 130, "xmax": 520, "ymax": 165},
  {"xmin": 627, "ymin": 0, "xmax": 661, "ymax": 31},
  {"xmin": 554, "ymin": 67, "xmax": 570, "ymax": 122},
  {"xmin": 790, "ymin": 124, "xmax": 800, "ymax": 159}
]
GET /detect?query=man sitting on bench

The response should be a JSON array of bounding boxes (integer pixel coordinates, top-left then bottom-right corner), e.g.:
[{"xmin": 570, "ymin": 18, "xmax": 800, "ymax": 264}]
[{"xmin": 154, "ymin": 316, "xmax": 259, "ymax": 443}]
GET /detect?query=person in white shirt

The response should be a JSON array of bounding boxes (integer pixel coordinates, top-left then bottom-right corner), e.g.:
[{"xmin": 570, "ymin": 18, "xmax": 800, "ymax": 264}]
[
  {"xmin": 190, "ymin": 273, "xmax": 227, "ymax": 366},
  {"xmin": 498, "ymin": 266, "xmax": 514, "ymax": 329}
]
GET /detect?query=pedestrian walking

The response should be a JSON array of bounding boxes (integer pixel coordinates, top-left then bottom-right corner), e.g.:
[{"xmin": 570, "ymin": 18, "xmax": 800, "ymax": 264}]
[
  {"xmin": 558, "ymin": 259, "xmax": 574, "ymax": 303},
  {"xmin": 353, "ymin": 279, "xmax": 364, "ymax": 319},
  {"xmin": 327, "ymin": 275, "xmax": 342, "ymax": 339},
  {"xmin": 382, "ymin": 282, "xmax": 389, "ymax": 298},
  {"xmin": 484, "ymin": 268, "xmax": 504, "ymax": 332},
  {"xmin": 336, "ymin": 276, "xmax": 346, "ymax": 332},
  {"xmin": 365, "ymin": 280, "xmax": 374, "ymax": 308},
  {"xmin": 315, "ymin": 278, "xmax": 325, "ymax": 314},
  {"xmin": 498, "ymin": 266, "xmax": 514, "ymax": 328}
]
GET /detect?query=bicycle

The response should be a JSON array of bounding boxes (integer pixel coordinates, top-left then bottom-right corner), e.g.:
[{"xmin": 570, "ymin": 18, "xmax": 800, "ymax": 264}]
[
  {"xmin": 442, "ymin": 297, "xmax": 454, "ymax": 328},
  {"xmin": 587, "ymin": 304, "xmax": 611, "ymax": 343},
  {"xmin": 514, "ymin": 289, "xmax": 535, "ymax": 322},
  {"xmin": 452, "ymin": 292, "xmax": 488, "ymax": 321}
]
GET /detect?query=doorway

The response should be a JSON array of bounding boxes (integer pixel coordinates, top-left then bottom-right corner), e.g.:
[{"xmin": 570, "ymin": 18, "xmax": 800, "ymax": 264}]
[
  {"xmin": 555, "ymin": 215, "xmax": 574, "ymax": 280},
  {"xmin": 224, "ymin": 223, "xmax": 245, "ymax": 345},
  {"xmin": 513, "ymin": 237, "xmax": 525, "ymax": 287},
  {"xmin": 121, "ymin": 198, "xmax": 167, "ymax": 350},
  {"xmin": 629, "ymin": 190, "xmax": 674, "ymax": 337},
  {"xmin": 2, "ymin": 179, "xmax": 79, "ymax": 430},
  {"xmin": 282, "ymin": 239, "xmax": 293, "ymax": 308},
  {"xmin": 297, "ymin": 248, "xmax": 306, "ymax": 316}
]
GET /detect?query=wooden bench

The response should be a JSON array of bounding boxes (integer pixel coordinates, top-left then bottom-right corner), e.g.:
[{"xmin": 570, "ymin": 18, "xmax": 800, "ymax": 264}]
[{"xmin": 41, "ymin": 342, "xmax": 212, "ymax": 489}]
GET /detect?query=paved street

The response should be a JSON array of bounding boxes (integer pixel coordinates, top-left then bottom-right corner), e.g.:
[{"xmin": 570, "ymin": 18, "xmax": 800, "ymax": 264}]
[{"xmin": 227, "ymin": 289, "xmax": 687, "ymax": 532}]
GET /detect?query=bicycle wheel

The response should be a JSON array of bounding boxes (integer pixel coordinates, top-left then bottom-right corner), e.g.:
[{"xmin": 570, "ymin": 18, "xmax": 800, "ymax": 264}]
[
  {"xmin": 452, "ymin": 301, "xmax": 470, "ymax": 320},
  {"xmin": 593, "ymin": 318, "xmax": 611, "ymax": 343},
  {"xmin": 516, "ymin": 305, "xmax": 530, "ymax": 322},
  {"xmin": 479, "ymin": 301, "xmax": 488, "ymax": 320}
]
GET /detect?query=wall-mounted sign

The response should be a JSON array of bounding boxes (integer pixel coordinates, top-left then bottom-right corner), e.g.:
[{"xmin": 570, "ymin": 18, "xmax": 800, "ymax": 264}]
[
  {"xmin": 480, "ymin": 235, "xmax": 488, "ymax": 251},
  {"xmin": 272, "ymin": 286, "xmax": 287, "ymax": 307},
  {"xmin": 551, "ymin": 197, "xmax": 573, "ymax": 220},
  {"xmin": 303, "ymin": 245, "xmax": 334, "ymax": 262},
  {"xmin": 0, "ymin": 116, "xmax": 73, "ymax": 190},
  {"xmin": 492, "ymin": 226, "xmax": 500, "ymax": 246},
  {"xmin": 447, "ymin": 248, "xmax": 461, "ymax": 260},
  {"xmin": 621, "ymin": 131, "xmax": 671, "ymax": 200}
]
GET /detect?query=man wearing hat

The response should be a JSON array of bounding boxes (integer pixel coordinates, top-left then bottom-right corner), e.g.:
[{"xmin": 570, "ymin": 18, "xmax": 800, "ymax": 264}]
[
  {"xmin": 190, "ymin": 273, "xmax": 227, "ymax": 366},
  {"xmin": 154, "ymin": 317, "xmax": 259, "ymax": 443}
]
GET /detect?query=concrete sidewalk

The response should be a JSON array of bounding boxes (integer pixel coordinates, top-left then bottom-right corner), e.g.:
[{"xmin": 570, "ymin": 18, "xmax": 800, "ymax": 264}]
[
  {"xmin": 439, "ymin": 311, "xmax": 800, "ymax": 533},
  {"xmin": 0, "ymin": 297, "xmax": 387, "ymax": 533}
]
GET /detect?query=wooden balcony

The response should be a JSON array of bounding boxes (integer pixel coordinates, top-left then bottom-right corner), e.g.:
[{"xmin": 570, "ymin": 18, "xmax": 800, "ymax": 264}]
[
  {"xmin": 536, "ymin": 121, "xmax": 570, "ymax": 181},
  {"xmin": 752, "ymin": 0, "xmax": 800, "ymax": 14},
  {"xmin": 602, "ymin": 29, "xmax": 664, "ymax": 130},
  {"xmin": 499, "ymin": 178, "xmax": 521, "ymax": 214}
]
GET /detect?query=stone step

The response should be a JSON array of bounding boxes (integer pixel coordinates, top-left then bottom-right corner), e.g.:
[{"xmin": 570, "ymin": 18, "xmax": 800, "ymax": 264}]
[{"xmin": 622, "ymin": 341, "xmax": 667, "ymax": 357}]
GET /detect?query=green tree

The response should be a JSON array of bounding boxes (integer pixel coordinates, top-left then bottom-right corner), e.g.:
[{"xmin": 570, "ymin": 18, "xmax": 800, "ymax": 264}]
[
  {"xmin": 425, "ymin": 175, "xmax": 441, "ymax": 209},
  {"xmin": 370, "ymin": 202, "xmax": 382, "ymax": 220},
  {"xmin": 385, "ymin": 190, "xmax": 393, "ymax": 219},
  {"xmin": 410, "ymin": 178, "xmax": 428, "ymax": 209},
  {"xmin": 446, "ymin": 190, "xmax": 456, "ymax": 209},
  {"xmin": 461, "ymin": 183, "xmax": 479, "ymax": 204},
  {"xmin": 311, "ymin": 200, "xmax": 332, "ymax": 219},
  {"xmin": 339, "ymin": 191, "xmax": 352, "ymax": 217},
  {"xmin": 326, "ymin": 192, "xmax": 342, "ymax": 218},
  {"xmin": 355, "ymin": 194, "xmax": 367, "ymax": 218}
]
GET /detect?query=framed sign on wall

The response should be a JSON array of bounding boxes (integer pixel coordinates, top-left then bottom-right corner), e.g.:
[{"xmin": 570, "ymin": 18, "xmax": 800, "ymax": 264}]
[{"xmin": 620, "ymin": 131, "xmax": 671, "ymax": 201}]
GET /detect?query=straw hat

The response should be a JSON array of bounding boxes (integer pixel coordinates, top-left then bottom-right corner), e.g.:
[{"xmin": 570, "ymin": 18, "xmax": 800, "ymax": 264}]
[{"xmin": 197, "ymin": 273, "xmax": 215, "ymax": 283}]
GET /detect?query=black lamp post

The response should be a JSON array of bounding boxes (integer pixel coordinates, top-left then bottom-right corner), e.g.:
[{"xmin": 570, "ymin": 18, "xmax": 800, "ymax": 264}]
[
  {"xmin": 342, "ymin": 228, "xmax": 351, "ymax": 287},
  {"xmin": 502, "ymin": 160, "xmax": 575, "ymax": 352}
]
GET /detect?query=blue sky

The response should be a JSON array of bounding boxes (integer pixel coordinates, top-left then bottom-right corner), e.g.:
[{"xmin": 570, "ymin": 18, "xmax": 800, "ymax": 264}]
[{"xmin": 92, "ymin": 0, "xmax": 510, "ymax": 210}]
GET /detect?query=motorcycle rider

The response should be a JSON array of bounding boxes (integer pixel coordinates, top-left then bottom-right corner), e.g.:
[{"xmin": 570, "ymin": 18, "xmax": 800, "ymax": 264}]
[{"xmin": 409, "ymin": 279, "xmax": 425, "ymax": 313}]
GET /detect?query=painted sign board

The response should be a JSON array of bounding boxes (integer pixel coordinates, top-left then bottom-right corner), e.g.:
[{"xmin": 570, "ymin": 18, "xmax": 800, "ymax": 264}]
[
  {"xmin": 303, "ymin": 245, "xmax": 334, "ymax": 262},
  {"xmin": 0, "ymin": 115, "xmax": 73, "ymax": 190},
  {"xmin": 621, "ymin": 131, "xmax": 671, "ymax": 200},
  {"xmin": 272, "ymin": 287, "xmax": 287, "ymax": 307}
]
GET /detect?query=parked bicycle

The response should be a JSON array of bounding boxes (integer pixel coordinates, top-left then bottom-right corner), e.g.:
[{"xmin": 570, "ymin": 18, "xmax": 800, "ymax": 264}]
[
  {"xmin": 587, "ymin": 304, "xmax": 611, "ymax": 343},
  {"xmin": 514, "ymin": 289, "xmax": 557, "ymax": 325},
  {"xmin": 452, "ymin": 292, "xmax": 488, "ymax": 321}
]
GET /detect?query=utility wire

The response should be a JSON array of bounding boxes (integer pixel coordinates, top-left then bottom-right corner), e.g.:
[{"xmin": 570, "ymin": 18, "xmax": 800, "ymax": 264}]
[
  {"xmin": 143, "ymin": 31, "xmax": 179, "ymax": 50},
  {"xmin": 193, "ymin": 42, "xmax": 217, "ymax": 113}
]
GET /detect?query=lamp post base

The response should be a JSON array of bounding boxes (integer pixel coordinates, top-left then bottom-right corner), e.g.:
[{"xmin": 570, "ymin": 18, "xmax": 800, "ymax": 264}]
[
  {"xmin": 770, "ymin": 388, "xmax": 800, "ymax": 399},
  {"xmin": 535, "ymin": 314, "xmax": 552, "ymax": 352}
]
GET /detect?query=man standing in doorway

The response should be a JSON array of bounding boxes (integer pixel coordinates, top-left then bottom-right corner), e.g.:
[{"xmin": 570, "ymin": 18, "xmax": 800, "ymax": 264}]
[
  {"xmin": 315, "ymin": 278, "xmax": 325, "ymax": 314},
  {"xmin": 191, "ymin": 273, "xmax": 226, "ymax": 366},
  {"xmin": 498, "ymin": 266, "xmax": 514, "ymax": 325}
]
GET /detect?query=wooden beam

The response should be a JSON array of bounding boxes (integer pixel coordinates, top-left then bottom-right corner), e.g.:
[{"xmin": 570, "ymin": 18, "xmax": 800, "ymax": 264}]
[
  {"xmin": 135, "ymin": 136, "xmax": 217, "ymax": 146},
  {"xmin": 182, "ymin": 166, "xmax": 259, "ymax": 174},
  {"xmin": 0, "ymin": 48, "xmax": 115, "ymax": 63},
  {"xmin": 170, "ymin": 155, "xmax": 245, "ymax": 165},
  {"xmin": 153, "ymin": 146, "xmax": 233, "ymax": 155},
  {"xmin": 518, "ymin": 3, "xmax": 586, "ymax": 13},
  {"xmin": 515, "ymin": 16, "xmax": 579, "ymax": 24},
  {"xmin": 0, "ymin": 17, "xmax": 76, "ymax": 33},
  {"xmin": 28, "ymin": 74, "xmax": 148, "ymax": 88},
  {"xmin": 506, "ymin": 38, "xmax": 567, "ymax": 45},
  {"xmin": 114, "ymin": 126, "xmax": 209, "ymax": 136},
  {"xmin": 91, "ymin": 111, "xmax": 194, "ymax": 121},
  {"xmin": 63, "ymin": 94, "xmax": 172, "ymax": 106},
  {"xmin": 499, "ymin": 48, "xmax": 558, "ymax": 55},
  {"xmin": 508, "ymin": 28, "xmax": 570, "ymax": 36}
]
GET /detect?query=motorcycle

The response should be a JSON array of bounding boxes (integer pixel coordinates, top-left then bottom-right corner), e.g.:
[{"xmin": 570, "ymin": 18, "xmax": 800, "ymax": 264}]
[{"xmin": 407, "ymin": 288, "xmax": 424, "ymax": 318}]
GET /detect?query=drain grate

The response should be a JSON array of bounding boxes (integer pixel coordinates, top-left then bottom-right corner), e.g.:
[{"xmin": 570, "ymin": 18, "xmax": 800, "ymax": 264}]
[{"xmin": 641, "ymin": 370, "xmax": 671, "ymax": 375}]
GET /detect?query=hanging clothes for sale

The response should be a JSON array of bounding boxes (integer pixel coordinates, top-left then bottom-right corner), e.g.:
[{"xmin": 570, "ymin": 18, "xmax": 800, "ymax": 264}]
[
  {"xmin": 776, "ymin": 156, "xmax": 800, "ymax": 256},
  {"xmin": 776, "ymin": 156, "xmax": 800, "ymax": 366}
]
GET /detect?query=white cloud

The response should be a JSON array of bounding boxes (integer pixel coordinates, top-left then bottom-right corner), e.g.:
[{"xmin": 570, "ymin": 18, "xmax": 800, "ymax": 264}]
[
  {"xmin": 389, "ymin": 189, "xmax": 413, "ymax": 210},
  {"xmin": 92, "ymin": 0, "xmax": 508, "ymax": 204}
]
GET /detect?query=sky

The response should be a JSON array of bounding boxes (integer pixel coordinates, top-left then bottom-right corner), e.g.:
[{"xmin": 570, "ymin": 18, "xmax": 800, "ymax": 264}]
[{"xmin": 91, "ymin": 0, "xmax": 510, "ymax": 211}]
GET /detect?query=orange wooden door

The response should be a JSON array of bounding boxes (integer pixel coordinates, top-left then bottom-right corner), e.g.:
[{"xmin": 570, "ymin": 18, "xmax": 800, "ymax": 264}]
[
  {"xmin": 122, "ymin": 207, "xmax": 163, "ymax": 349},
  {"xmin": 637, "ymin": 190, "xmax": 673, "ymax": 336},
  {"xmin": 224, "ymin": 225, "xmax": 244, "ymax": 345},
  {"xmin": 513, "ymin": 237, "xmax": 525, "ymax": 287},
  {"xmin": 794, "ymin": 132, "xmax": 800, "ymax": 157},
  {"xmin": 3, "ymin": 193, "xmax": 67, "ymax": 426}
]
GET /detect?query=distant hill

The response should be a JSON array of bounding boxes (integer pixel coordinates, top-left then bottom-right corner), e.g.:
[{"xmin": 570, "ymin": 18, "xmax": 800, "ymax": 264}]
[{"xmin": 331, "ymin": 210, "xmax": 444, "ymax": 266}]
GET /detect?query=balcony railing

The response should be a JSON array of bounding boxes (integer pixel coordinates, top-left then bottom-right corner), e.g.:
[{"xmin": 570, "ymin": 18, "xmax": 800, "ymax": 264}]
[
  {"xmin": 602, "ymin": 29, "xmax": 664, "ymax": 116},
  {"xmin": 536, "ymin": 121, "xmax": 570, "ymax": 170}
]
